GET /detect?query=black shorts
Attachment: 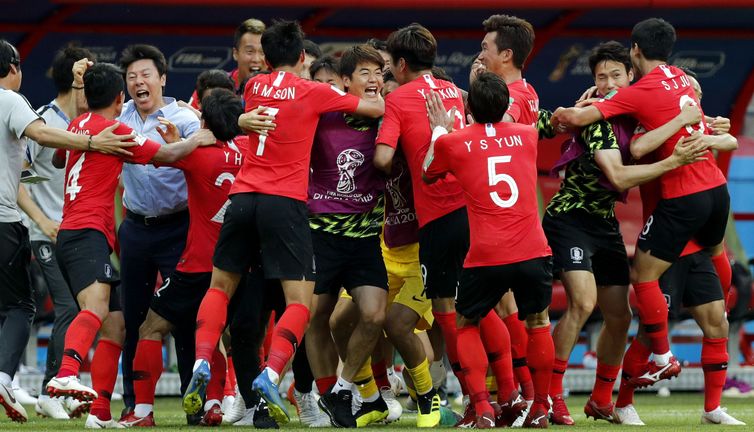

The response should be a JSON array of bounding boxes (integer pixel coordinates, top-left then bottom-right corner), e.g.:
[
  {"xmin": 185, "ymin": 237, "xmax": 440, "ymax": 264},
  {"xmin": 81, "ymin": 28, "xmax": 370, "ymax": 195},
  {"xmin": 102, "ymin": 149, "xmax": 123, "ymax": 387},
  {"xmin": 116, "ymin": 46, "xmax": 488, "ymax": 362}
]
[
  {"xmin": 418, "ymin": 207, "xmax": 470, "ymax": 299},
  {"xmin": 312, "ymin": 231, "xmax": 388, "ymax": 296},
  {"xmin": 213, "ymin": 193, "xmax": 315, "ymax": 281},
  {"xmin": 0, "ymin": 222, "xmax": 33, "ymax": 311},
  {"xmin": 542, "ymin": 209, "xmax": 629, "ymax": 286},
  {"xmin": 456, "ymin": 256, "xmax": 553, "ymax": 321},
  {"xmin": 229, "ymin": 270, "xmax": 285, "ymax": 333},
  {"xmin": 150, "ymin": 271, "xmax": 211, "ymax": 328},
  {"xmin": 56, "ymin": 229, "xmax": 121, "ymax": 312},
  {"xmin": 637, "ymin": 184, "xmax": 729, "ymax": 262},
  {"xmin": 659, "ymin": 250, "xmax": 724, "ymax": 321}
]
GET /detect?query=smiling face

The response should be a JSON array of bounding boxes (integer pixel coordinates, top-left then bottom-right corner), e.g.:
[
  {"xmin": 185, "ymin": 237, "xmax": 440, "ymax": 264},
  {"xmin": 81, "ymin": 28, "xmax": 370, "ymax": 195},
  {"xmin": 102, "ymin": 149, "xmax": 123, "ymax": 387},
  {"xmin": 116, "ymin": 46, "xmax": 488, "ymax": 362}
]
[
  {"xmin": 593, "ymin": 59, "xmax": 633, "ymax": 96},
  {"xmin": 125, "ymin": 58, "xmax": 165, "ymax": 116},
  {"xmin": 313, "ymin": 68, "xmax": 344, "ymax": 91},
  {"xmin": 233, "ymin": 32, "xmax": 265, "ymax": 81},
  {"xmin": 478, "ymin": 32, "xmax": 508, "ymax": 76},
  {"xmin": 342, "ymin": 61, "xmax": 383, "ymax": 99}
]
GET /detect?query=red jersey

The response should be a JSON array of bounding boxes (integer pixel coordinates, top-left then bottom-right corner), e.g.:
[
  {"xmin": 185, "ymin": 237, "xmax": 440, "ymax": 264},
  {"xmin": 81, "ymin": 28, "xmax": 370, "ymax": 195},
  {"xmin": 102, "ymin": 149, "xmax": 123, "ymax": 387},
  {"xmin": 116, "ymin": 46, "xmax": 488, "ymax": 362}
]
[
  {"xmin": 506, "ymin": 79, "xmax": 539, "ymax": 127},
  {"xmin": 424, "ymin": 122, "xmax": 551, "ymax": 267},
  {"xmin": 231, "ymin": 71, "xmax": 361, "ymax": 201},
  {"xmin": 376, "ymin": 74, "xmax": 466, "ymax": 227},
  {"xmin": 61, "ymin": 113, "xmax": 161, "ymax": 249},
  {"xmin": 594, "ymin": 65, "xmax": 726, "ymax": 199},
  {"xmin": 158, "ymin": 137, "xmax": 248, "ymax": 273}
]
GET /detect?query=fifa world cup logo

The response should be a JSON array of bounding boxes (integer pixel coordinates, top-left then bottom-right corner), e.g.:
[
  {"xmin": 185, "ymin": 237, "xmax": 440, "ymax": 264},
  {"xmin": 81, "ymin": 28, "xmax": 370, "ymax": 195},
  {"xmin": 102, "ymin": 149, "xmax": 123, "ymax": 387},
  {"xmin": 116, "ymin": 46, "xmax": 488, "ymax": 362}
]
[{"xmin": 336, "ymin": 149, "xmax": 365, "ymax": 193}]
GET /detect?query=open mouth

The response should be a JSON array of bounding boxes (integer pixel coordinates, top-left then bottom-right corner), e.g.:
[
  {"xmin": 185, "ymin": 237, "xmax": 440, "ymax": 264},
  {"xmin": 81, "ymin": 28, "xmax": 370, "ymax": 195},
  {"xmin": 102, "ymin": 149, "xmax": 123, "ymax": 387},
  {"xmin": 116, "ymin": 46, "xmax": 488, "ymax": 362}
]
[
  {"xmin": 135, "ymin": 89, "xmax": 150, "ymax": 102},
  {"xmin": 365, "ymin": 86, "xmax": 379, "ymax": 96}
]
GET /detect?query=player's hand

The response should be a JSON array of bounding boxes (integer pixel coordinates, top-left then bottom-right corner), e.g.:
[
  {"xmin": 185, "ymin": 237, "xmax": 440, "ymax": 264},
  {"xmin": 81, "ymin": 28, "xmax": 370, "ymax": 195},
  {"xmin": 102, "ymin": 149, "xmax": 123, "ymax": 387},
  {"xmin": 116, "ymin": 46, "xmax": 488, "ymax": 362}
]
[
  {"xmin": 576, "ymin": 85, "xmax": 598, "ymax": 103},
  {"xmin": 190, "ymin": 128, "xmax": 217, "ymax": 147},
  {"xmin": 708, "ymin": 116, "xmax": 731, "ymax": 135},
  {"xmin": 239, "ymin": 107, "xmax": 276, "ymax": 136},
  {"xmin": 91, "ymin": 123, "xmax": 136, "ymax": 156},
  {"xmin": 672, "ymin": 132, "xmax": 709, "ymax": 166},
  {"xmin": 575, "ymin": 97, "xmax": 600, "ymax": 108},
  {"xmin": 38, "ymin": 217, "xmax": 60, "ymax": 243},
  {"xmin": 425, "ymin": 90, "xmax": 454, "ymax": 132},
  {"xmin": 71, "ymin": 58, "xmax": 94, "ymax": 89},
  {"xmin": 156, "ymin": 117, "xmax": 181, "ymax": 143},
  {"xmin": 466, "ymin": 113, "xmax": 476, "ymax": 125},
  {"xmin": 678, "ymin": 101, "xmax": 702, "ymax": 126}
]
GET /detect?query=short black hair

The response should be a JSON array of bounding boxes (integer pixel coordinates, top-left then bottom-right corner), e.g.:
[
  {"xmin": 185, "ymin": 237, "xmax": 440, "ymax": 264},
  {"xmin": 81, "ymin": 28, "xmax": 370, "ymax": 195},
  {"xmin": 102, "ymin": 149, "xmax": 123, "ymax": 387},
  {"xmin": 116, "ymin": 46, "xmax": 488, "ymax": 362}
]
[
  {"xmin": 431, "ymin": 66, "xmax": 453, "ymax": 83},
  {"xmin": 261, "ymin": 20, "xmax": 305, "ymax": 69},
  {"xmin": 238, "ymin": 70, "xmax": 271, "ymax": 95},
  {"xmin": 83, "ymin": 63, "xmax": 124, "ymax": 110},
  {"xmin": 119, "ymin": 44, "xmax": 167, "ymax": 76},
  {"xmin": 366, "ymin": 38, "xmax": 387, "ymax": 52},
  {"xmin": 0, "ymin": 39, "xmax": 20, "ymax": 78},
  {"xmin": 679, "ymin": 66, "xmax": 698, "ymax": 79},
  {"xmin": 201, "ymin": 89, "xmax": 243, "ymax": 141},
  {"xmin": 631, "ymin": 18, "xmax": 676, "ymax": 62},
  {"xmin": 386, "ymin": 23, "xmax": 436, "ymax": 72},
  {"xmin": 339, "ymin": 44, "xmax": 384, "ymax": 79},
  {"xmin": 195, "ymin": 69, "xmax": 234, "ymax": 102},
  {"xmin": 310, "ymin": 55, "xmax": 339, "ymax": 79},
  {"xmin": 482, "ymin": 14, "xmax": 535, "ymax": 69},
  {"xmin": 51, "ymin": 46, "xmax": 95, "ymax": 94},
  {"xmin": 303, "ymin": 39, "xmax": 322, "ymax": 59},
  {"xmin": 588, "ymin": 41, "xmax": 631, "ymax": 76},
  {"xmin": 383, "ymin": 69, "xmax": 397, "ymax": 83},
  {"xmin": 468, "ymin": 72, "xmax": 509, "ymax": 124},
  {"xmin": 233, "ymin": 18, "xmax": 266, "ymax": 49}
]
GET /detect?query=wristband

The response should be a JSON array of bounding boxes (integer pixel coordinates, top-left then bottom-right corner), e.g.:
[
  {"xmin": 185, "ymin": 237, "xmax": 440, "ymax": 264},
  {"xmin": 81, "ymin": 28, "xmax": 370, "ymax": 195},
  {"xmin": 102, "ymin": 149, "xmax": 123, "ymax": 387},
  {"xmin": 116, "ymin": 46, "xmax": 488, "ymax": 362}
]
[{"xmin": 71, "ymin": 85, "xmax": 84, "ymax": 90}]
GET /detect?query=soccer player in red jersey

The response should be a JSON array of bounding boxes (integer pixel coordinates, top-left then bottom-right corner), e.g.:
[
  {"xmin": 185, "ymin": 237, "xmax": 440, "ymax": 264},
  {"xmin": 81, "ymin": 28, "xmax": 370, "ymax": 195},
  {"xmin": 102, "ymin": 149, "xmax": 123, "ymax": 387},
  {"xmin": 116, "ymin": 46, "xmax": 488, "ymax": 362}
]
[
  {"xmin": 115, "ymin": 89, "xmax": 246, "ymax": 428},
  {"xmin": 373, "ymin": 22, "xmax": 470, "ymax": 427},
  {"xmin": 554, "ymin": 18, "xmax": 730, "ymax": 388},
  {"xmin": 423, "ymin": 72, "xmax": 554, "ymax": 429},
  {"xmin": 185, "ymin": 20, "xmax": 383, "ymax": 425},
  {"xmin": 45, "ymin": 63, "xmax": 214, "ymax": 428}
]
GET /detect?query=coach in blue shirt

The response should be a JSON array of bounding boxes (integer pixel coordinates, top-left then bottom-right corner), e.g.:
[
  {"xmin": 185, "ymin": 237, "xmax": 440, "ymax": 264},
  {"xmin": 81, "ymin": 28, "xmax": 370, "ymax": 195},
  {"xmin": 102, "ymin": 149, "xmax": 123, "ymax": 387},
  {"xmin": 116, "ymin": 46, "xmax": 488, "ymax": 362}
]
[{"xmin": 117, "ymin": 44, "xmax": 199, "ymax": 421}]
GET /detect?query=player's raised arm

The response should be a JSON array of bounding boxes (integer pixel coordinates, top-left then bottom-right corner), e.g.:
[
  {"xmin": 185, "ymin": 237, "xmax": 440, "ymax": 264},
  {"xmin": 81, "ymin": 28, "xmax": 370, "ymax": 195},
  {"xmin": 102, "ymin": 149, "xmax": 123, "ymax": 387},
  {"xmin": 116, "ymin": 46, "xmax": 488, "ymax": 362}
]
[
  {"xmin": 552, "ymin": 105, "xmax": 604, "ymax": 128},
  {"xmin": 150, "ymin": 128, "xmax": 216, "ymax": 164}
]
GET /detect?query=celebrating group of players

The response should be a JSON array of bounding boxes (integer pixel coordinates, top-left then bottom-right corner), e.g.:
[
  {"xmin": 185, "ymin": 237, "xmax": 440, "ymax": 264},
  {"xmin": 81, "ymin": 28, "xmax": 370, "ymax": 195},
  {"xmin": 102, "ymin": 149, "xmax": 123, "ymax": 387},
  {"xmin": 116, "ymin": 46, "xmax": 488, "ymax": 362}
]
[{"xmin": 0, "ymin": 10, "xmax": 744, "ymax": 430}]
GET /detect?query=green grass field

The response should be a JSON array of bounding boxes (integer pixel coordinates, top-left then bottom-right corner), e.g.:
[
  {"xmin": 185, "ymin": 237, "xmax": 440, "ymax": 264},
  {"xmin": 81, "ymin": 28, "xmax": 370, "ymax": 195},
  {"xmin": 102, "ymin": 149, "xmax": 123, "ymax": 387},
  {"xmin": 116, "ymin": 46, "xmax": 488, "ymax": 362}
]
[{"xmin": 4, "ymin": 393, "xmax": 754, "ymax": 430}]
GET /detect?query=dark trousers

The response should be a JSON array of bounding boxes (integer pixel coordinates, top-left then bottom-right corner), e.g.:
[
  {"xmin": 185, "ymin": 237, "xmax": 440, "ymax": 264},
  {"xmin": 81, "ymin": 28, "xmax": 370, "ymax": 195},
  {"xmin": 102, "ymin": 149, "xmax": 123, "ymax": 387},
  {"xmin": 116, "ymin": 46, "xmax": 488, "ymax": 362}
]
[{"xmin": 118, "ymin": 212, "xmax": 189, "ymax": 409}]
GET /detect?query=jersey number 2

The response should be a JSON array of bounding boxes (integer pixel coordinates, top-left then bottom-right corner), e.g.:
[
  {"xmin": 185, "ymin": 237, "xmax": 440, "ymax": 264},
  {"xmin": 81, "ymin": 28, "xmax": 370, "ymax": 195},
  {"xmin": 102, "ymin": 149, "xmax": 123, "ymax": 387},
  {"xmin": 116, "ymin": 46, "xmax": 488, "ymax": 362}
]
[{"xmin": 487, "ymin": 156, "xmax": 519, "ymax": 208}]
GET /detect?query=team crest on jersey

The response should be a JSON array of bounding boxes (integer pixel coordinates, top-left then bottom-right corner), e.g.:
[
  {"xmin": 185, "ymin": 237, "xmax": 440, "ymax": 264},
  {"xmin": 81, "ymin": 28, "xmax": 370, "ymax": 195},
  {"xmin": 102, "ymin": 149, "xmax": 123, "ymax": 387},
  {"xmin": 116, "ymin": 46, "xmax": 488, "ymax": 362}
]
[
  {"xmin": 570, "ymin": 247, "xmax": 584, "ymax": 264},
  {"xmin": 38, "ymin": 244, "xmax": 53, "ymax": 263},
  {"xmin": 104, "ymin": 264, "xmax": 113, "ymax": 278}
]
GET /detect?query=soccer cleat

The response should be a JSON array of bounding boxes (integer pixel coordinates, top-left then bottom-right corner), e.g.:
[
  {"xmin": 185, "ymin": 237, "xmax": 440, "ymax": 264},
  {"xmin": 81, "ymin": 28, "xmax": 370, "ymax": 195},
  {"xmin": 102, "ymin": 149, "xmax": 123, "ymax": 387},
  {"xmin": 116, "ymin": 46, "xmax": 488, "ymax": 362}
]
[
  {"xmin": 584, "ymin": 399, "xmax": 617, "ymax": 423},
  {"xmin": 387, "ymin": 368, "xmax": 404, "ymax": 396},
  {"xmin": 380, "ymin": 386, "xmax": 403, "ymax": 422},
  {"xmin": 455, "ymin": 401, "xmax": 476, "ymax": 428},
  {"xmin": 293, "ymin": 389, "xmax": 329, "ymax": 427},
  {"xmin": 701, "ymin": 407, "xmax": 746, "ymax": 425},
  {"xmin": 221, "ymin": 395, "xmax": 235, "ymax": 416},
  {"xmin": 723, "ymin": 377, "xmax": 754, "ymax": 398},
  {"xmin": 318, "ymin": 389, "xmax": 356, "ymax": 428},
  {"xmin": 118, "ymin": 412, "xmax": 156, "ymax": 427},
  {"xmin": 182, "ymin": 359, "xmax": 210, "ymax": 415},
  {"xmin": 476, "ymin": 411, "xmax": 496, "ymax": 429},
  {"xmin": 35, "ymin": 396, "xmax": 70, "ymax": 419},
  {"xmin": 523, "ymin": 404, "xmax": 549, "ymax": 429},
  {"xmin": 287, "ymin": 382, "xmax": 298, "ymax": 414},
  {"xmin": 252, "ymin": 400, "xmax": 280, "ymax": 429},
  {"xmin": 12, "ymin": 385, "xmax": 38, "ymax": 405},
  {"xmin": 252, "ymin": 369, "xmax": 290, "ymax": 424},
  {"xmin": 498, "ymin": 390, "xmax": 529, "ymax": 427},
  {"xmin": 355, "ymin": 396, "xmax": 389, "ymax": 427},
  {"xmin": 85, "ymin": 414, "xmax": 126, "ymax": 429},
  {"xmin": 200, "ymin": 401, "xmax": 223, "ymax": 426},
  {"xmin": 47, "ymin": 376, "xmax": 98, "ymax": 402},
  {"xmin": 614, "ymin": 404, "xmax": 645, "ymax": 426},
  {"xmin": 231, "ymin": 408, "xmax": 256, "ymax": 426},
  {"xmin": 439, "ymin": 405, "xmax": 462, "ymax": 426},
  {"xmin": 629, "ymin": 357, "xmax": 681, "ymax": 388},
  {"xmin": 65, "ymin": 396, "xmax": 92, "ymax": 418},
  {"xmin": 548, "ymin": 394, "xmax": 574, "ymax": 425},
  {"xmin": 416, "ymin": 388, "xmax": 441, "ymax": 428},
  {"xmin": 0, "ymin": 382, "xmax": 28, "ymax": 423},
  {"xmin": 222, "ymin": 390, "xmax": 245, "ymax": 424}
]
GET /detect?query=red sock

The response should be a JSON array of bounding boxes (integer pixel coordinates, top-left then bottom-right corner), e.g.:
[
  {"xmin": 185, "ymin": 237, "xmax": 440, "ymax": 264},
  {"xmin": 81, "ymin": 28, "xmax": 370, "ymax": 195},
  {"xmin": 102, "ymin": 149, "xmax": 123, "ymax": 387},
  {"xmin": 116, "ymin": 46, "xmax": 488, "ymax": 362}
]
[
  {"xmin": 457, "ymin": 325, "xmax": 492, "ymax": 415},
  {"xmin": 616, "ymin": 338, "xmax": 651, "ymax": 408},
  {"xmin": 479, "ymin": 311, "xmax": 515, "ymax": 400},
  {"xmin": 225, "ymin": 355, "xmax": 237, "ymax": 397},
  {"xmin": 195, "ymin": 288, "xmax": 229, "ymax": 362},
  {"xmin": 633, "ymin": 280, "xmax": 670, "ymax": 355},
  {"xmin": 711, "ymin": 251, "xmax": 732, "ymax": 310},
  {"xmin": 133, "ymin": 339, "xmax": 163, "ymax": 406},
  {"xmin": 371, "ymin": 360, "xmax": 390, "ymax": 389},
  {"xmin": 207, "ymin": 348, "xmax": 226, "ymax": 402},
  {"xmin": 58, "ymin": 310, "xmax": 102, "ymax": 378},
  {"xmin": 591, "ymin": 361, "xmax": 620, "ymax": 406},
  {"xmin": 267, "ymin": 304, "xmax": 310, "ymax": 375},
  {"xmin": 433, "ymin": 311, "xmax": 467, "ymax": 394},
  {"xmin": 549, "ymin": 357, "xmax": 569, "ymax": 398},
  {"xmin": 316, "ymin": 376, "xmax": 337, "ymax": 394},
  {"xmin": 503, "ymin": 314, "xmax": 534, "ymax": 400},
  {"xmin": 702, "ymin": 337, "xmax": 728, "ymax": 412},
  {"xmin": 89, "ymin": 340, "xmax": 121, "ymax": 421},
  {"xmin": 526, "ymin": 325, "xmax": 554, "ymax": 409}
]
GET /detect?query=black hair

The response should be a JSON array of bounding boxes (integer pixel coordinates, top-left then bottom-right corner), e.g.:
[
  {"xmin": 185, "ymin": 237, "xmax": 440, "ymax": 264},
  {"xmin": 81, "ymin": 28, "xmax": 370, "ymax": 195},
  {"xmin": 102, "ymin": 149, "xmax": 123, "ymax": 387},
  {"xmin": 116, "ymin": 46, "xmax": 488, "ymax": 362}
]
[
  {"xmin": 51, "ymin": 46, "xmax": 95, "ymax": 94},
  {"xmin": 431, "ymin": 66, "xmax": 453, "ymax": 83},
  {"xmin": 233, "ymin": 18, "xmax": 266, "ymax": 49},
  {"xmin": 588, "ymin": 41, "xmax": 631, "ymax": 76},
  {"xmin": 195, "ymin": 69, "xmax": 234, "ymax": 102},
  {"xmin": 383, "ymin": 69, "xmax": 397, "ymax": 83},
  {"xmin": 201, "ymin": 89, "xmax": 243, "ymax": 141},
  {"xmin": 238, "ymin": 70, "xmax": 271, "ymax": 96},
  {"xmin": 303, "ymin": 39, "xmax": 322, "ymax": 59},
  {"xmin": 482, "ymin": 14, "xmax": 535, "ymax": 69},
  {"xmin": 339, "ymin": 45, "xmax": 384, "ymax": 78},
  {"xmin": 261, "ymin": 20, "xmax": 305, "ymax": 69},
  {"xmin": 386, "ymin": 23, "xmax": 436, "ymax": 72},
  {"xmin": 310, "ymin": 55, "xmax": 339, "ymax": 79},
  {"xmin": 679, "ymin": 66, "xmax": 697, "ymax": 79},
  {"xmin": 631, "ymin": 18, "xmax": 676, "ymax": 61},
  {"xmin": 119, "ymin": 44, "xmax": 167, "ymax": 76},
  {"xmin": 366, "ymin": 38, "xmax": 387, "ymax": 52},
  {"xmin": 83, "ymin": 63, "xmax": 124, "ymax": 110},
  {"xmin": 0, "ymin": 39, "xmax": 20, "ymax": 78},
  {"xmin": 468, "ymin": 72, "xmax": 509, "ymax": 124}
]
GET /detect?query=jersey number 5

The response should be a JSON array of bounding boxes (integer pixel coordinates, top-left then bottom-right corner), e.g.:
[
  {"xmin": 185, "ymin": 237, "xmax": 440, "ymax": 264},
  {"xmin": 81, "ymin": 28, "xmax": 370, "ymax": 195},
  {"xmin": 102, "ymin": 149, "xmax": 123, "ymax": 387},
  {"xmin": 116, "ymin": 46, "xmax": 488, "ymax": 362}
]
[{"xmin": 487, "ymin": 156, "xmax": 519, "ymax": 208}]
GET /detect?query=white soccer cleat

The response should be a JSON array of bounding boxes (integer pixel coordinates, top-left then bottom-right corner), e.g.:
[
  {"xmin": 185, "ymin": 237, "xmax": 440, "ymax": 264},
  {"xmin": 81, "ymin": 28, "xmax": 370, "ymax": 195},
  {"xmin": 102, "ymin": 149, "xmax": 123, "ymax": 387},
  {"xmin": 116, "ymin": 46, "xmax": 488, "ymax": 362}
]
[
  {"xmin": 387, "ymin": 368, "xmax": 404, "ymax": 396},
  {"xmin": 293, "ymin": 389, "xmax": 329, "ymax": 427},
  {"xmin": 380, "ymin": 387, "xmax": 403, "ymax": 423},
  {"xmin": 232, "ymin": 407, "xmax": 256, "ymax": 426},
  {"xmin": 12, "ymin": 385, "xmax": 38, "ymax": 405},
  {"xmin": 47, "ymin": 376, "xmax": 98, "ymax": 401},
  {"xmin": 222, "ymin": 390, "xmax": 245, "ymax": 424},
  {"xmin": 701, "ymin": 407, "xmax": 746, "ymax": 425},
  {"xmin": 85, "ymin": 414, "xmax": 126, "ymax": 428},
  {"xmin": 614, "ymin": 404, "xmax": 645, "ymax": 426},
  {"xmin": 0, "ymin": 382, "xmax": 28, "ymax": 423},
  {"xmin": 35, "ymin": 396, "xmax": 70, "ymax": 419},
  {"xmin": 63, "ymin": 396, "xmax": 91, "ymax": 418},
  {"xmin": 222, "ymin": 394, "xmax": 235, "ymax": 415}
]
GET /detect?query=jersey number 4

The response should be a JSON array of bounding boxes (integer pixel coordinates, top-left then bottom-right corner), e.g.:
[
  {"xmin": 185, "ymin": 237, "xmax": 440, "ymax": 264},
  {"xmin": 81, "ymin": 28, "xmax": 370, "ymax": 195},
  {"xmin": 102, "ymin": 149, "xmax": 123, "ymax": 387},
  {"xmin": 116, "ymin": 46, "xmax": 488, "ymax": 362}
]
[
  {"xmin": 487, "ymin": 156, "xmax": 519, "ymax": 208},
  {"xmin": 65, "ymin": 154, "xmax": 86, "ymax": 201}
]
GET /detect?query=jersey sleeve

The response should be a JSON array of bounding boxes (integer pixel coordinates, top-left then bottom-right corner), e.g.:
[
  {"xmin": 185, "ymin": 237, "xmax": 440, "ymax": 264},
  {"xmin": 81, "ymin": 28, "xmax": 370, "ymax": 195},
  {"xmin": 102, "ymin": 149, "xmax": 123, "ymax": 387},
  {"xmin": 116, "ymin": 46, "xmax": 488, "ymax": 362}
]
[
  {"xmin": 506, "ymin": 96, "xmax": 522, "ymax": 122},
  {"xmin": 3, "ymin": 92, "xmax": 42, "ymax": 139},
  {"xmin": 312, "ymin": 82, "xmax": 361, "ymax": 115},
  {"xmin": 593, "ymin": 87, "xmax": 641, "ymax": 119},
  {"xmin": 423, "ymin": 135, "xmax": 452, "ymax": 180},
  {"xmin": 537, "ymin": 109, "xmax": 556, "ymax": 139},
  {"xmin": 123, "ymin": 124, "xmax": 162, "ymax": 164},
  {"xmin": 582, "ymin": 120, "xmax": 618, "ymax": 154},
  {"xmin": 375, "ymin": 94, "xmax": 401, "ymax": 149}
]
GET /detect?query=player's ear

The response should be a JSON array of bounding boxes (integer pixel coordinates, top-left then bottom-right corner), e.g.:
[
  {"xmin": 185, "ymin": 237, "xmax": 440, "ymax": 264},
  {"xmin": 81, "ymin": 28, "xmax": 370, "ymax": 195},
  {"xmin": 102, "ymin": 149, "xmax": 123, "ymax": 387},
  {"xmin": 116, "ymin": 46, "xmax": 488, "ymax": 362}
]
[
  {"xmin": 628, "ymin": 68, "xmax": 634, "ymax": 82},
  {"xmin": 341, "ymin": 74, "xmax": 351, "ymax": 89},
  {"xmin": 160, "ymin": 73, "xmax": 166, "ymax": 88},
  {"xmin": 232, "ymin": 47, "xmax": 239, "ymax": 62},
  {"xmin": 299, "ymin": 50, "xmax": 305, "ymax": 64}
]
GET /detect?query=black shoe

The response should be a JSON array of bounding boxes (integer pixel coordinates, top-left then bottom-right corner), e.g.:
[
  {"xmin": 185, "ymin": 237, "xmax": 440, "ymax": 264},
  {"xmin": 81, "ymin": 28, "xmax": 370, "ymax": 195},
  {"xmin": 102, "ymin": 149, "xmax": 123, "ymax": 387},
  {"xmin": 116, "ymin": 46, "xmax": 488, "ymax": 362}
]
[
  {"xmin": 355, "ymin": 396, "xmax": 389, "ymax": 427},
  {"xmin": 318, "ymin": 390, "xmax": 356, "ymax": 428},
  {"xmin": 253, "ymin": 400, "xmax": 280, "ymax": 429},
  {"xmin": 186, "ymin": 411, "xmax": 203, "ymax": 426}
]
